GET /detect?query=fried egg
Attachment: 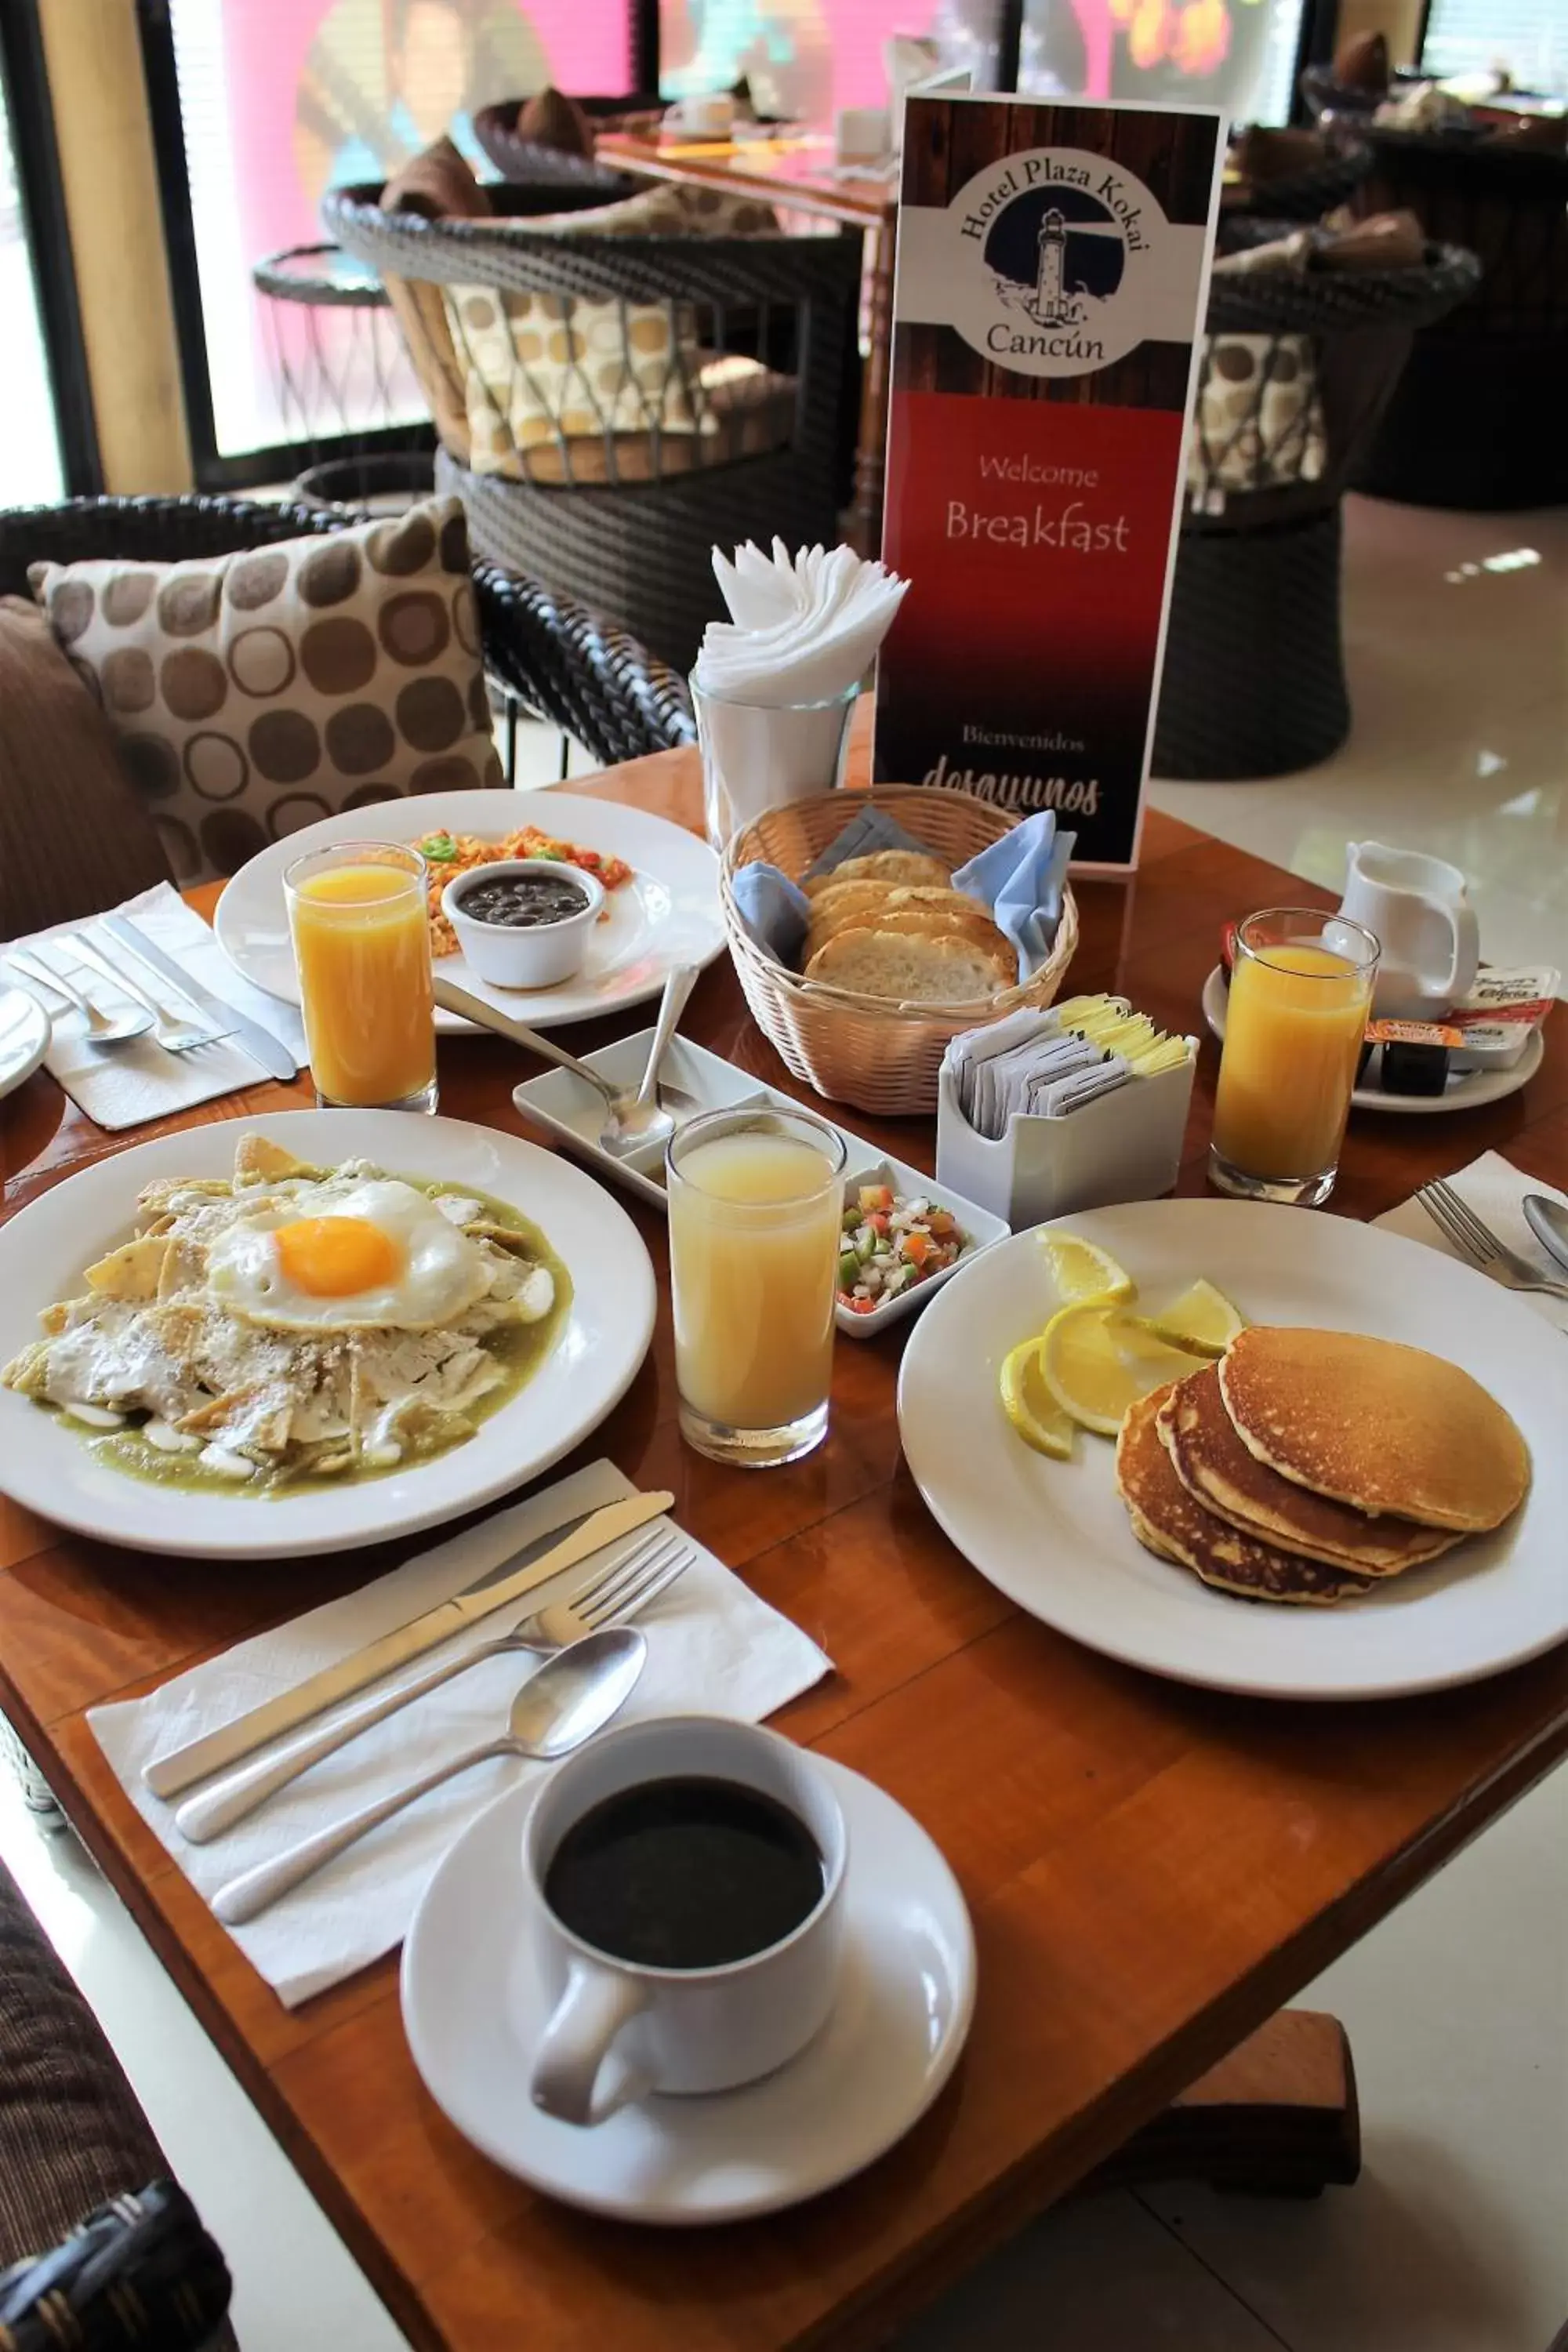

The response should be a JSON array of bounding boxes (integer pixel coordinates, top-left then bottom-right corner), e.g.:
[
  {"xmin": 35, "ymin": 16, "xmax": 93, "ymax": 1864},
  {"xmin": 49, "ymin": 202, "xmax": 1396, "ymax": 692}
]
[{"xmin": 203, "ymin": 1178, "xmax": 494, "ymax": 1332}]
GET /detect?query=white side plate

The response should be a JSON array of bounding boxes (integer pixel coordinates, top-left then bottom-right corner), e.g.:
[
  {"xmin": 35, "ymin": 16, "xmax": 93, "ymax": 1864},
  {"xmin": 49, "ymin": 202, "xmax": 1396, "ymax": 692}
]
[{"xmin": 215, "ymin": 792, "xmax": 726, "ymax": 1034}]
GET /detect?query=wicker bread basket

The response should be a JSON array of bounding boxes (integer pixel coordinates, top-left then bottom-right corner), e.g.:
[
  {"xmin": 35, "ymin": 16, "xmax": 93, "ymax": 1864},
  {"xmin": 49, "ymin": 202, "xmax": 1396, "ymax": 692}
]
[{"xmin": 720, "ymin": 786, "xmax": 1080, "ymax": 1116}]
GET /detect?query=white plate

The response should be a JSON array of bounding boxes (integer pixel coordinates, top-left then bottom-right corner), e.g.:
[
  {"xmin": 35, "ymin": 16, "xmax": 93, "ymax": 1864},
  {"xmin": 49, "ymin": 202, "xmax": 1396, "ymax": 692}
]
[
  {"xmin": 214, "ymin": 792, "xmax": 726, "ymax": 1033},
  {"xmin": 1201, "ymin": 966, "xmax": 1544, "ymax": 1116},
  {"xmin": 0, "ymin": 1109, "xmax": 655, "ymax": 1559},
  {"xmin": 401, "ymin": 1755, "xmax": 975, "ymax": 2223},
  {"xmin": 898, "ymin": 1198, "xmax": 1568, "ymax": 1700},
  {"xmin": 510, "ymin": 1028, "xmax": 1011, "ymax": 1336},
  {"xmin": 0, "ymin": 987, "xmax": 49, "ymax": 1101}
]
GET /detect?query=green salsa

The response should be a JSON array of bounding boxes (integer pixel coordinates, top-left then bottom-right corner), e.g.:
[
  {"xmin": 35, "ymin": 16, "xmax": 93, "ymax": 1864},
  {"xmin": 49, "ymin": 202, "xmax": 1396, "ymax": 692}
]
[{"xmin": 78, "ymin": 1178, "xmax": 572, "ymax": 1498}]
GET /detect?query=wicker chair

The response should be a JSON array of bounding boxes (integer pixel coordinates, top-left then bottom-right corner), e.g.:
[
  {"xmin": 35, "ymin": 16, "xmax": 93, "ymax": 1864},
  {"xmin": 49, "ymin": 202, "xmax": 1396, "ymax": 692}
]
[
  {"xmin": 0, "ymin": 495, "xmax": 694, "ymax": 772},
  {"xmin": 1221, "ymin": 129, "xmax": 1372, "ymax": 223},
  {"xmin": 324, "ymin": 182, "xmax": 862, "ymax": 674},
  {"xmin": 473, "ymin": 96, "xmax": 660, "ymax": 187},
  {"xmin": 1153, "ymin": 230, "xmax": 1481, "ymax": 779},
  {"xmin": 1349, "ymin": 128, "xmax": 1568, "ymax": 508}
]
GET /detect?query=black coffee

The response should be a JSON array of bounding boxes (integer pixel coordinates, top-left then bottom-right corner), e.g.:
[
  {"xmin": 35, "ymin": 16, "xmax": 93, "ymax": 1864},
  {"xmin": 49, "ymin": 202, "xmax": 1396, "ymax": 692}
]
[{"xmin": 544, "ymin": 1775, "xmax": 825, "ymax": 1971}]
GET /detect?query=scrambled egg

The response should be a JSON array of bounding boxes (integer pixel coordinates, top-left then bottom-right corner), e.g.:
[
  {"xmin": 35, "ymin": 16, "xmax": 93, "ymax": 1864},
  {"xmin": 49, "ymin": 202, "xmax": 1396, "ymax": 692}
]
[{"xmin": 0, "ymin": 1134, "xmax": 561, "ymax": 1490}]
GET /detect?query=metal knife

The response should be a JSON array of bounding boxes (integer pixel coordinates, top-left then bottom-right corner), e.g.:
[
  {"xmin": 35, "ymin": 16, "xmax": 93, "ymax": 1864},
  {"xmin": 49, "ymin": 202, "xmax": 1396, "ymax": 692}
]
[
  {"xmin": 142, "ymin": 1489, "xmax": 673, "ymax": 1798},
  {"xmin": 101, "ymin": 913, "xmax": 299, "ymax": 1083}
]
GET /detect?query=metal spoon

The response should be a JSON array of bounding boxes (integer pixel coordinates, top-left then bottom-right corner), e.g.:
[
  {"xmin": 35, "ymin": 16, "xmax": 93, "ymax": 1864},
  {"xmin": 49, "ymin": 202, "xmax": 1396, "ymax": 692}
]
[
  {"xmin": 1523, "ymin": 1194, "xmax": 1568, "ymax": 1278},
  {"xmin": 433, "ymin": 972, "xmax": 699, "ymax": 1156},
  {"xmin": 5, "ymin": 948, "xmax": 154, "ymax": 1046},
  {"xmin": 212, "ymin": 1626, "xmax": 646, "ymax": 1926}
]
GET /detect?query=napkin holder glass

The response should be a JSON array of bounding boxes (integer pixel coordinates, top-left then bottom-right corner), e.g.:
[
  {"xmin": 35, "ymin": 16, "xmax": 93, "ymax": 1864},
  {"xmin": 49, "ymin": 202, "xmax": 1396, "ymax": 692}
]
[
  {"xmin": 935, "ymin": 1044, "xmax": 1197, "ymax": 1228},
  {"xmin": 694, "ymin": 681, "xmax": 858, "ymax": 851}
]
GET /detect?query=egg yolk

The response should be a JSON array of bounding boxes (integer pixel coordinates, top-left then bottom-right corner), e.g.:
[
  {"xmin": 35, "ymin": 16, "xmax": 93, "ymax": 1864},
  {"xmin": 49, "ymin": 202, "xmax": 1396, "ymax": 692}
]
[{"xmin": 273, "ymin": 1216, "xmax": 402, "ymax": 1298}]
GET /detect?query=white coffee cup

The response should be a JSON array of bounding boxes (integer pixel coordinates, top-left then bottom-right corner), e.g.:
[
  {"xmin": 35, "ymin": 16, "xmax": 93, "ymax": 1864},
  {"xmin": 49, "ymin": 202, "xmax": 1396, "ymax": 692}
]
[
  {"xmin": 1337, "ymin": 841, "xmax": 1480, "ymax": 1021},
  {"xmin": 670, "ymin": 92, "xmax": 734, "ymax": 139},
  {"xmin": 524, "ymin": 1715, "xmax": 848, "ymax": 2127}
]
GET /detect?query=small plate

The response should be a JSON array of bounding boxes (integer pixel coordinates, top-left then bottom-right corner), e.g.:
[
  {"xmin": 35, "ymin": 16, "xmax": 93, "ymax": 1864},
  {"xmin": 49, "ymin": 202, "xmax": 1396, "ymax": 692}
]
[
  {"xmin": 510, "ymin": 1030, "xmax": 1010, "ymax": 1337},
  {"xmin": 0, "ymin": 986, "xmax": 49, "ymax": 1102},
  {"xmin": 1201, "ymin": 967, "xmax": 1544, "ymax": 1116},
  {"xmin": 215, "ymin": 792, "xmax": 726, "ymax": 1035},
  {"xmin": 401, "ymin": 1755, "xmax": 976, "ymax": 2224}
]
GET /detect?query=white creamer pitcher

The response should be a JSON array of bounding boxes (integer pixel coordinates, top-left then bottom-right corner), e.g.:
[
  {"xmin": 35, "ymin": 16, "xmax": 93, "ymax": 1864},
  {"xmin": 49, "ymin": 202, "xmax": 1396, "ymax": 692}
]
[{"xmin": 1338, "ymin": 842, "xmax": 1479, "ymax": 1020}]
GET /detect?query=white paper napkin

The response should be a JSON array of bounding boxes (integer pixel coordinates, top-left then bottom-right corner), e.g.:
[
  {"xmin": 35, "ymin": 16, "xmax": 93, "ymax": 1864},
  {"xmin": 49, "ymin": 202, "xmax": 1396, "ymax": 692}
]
[
  {"xmin": 694, "ymin": 538, "xmax": 909, "ymax": 708},
  {"xmin": 89, "ymin": 1460, "xmax": 832, "ymax": 2008},
  {"xmin": 1376, "ymin": 1150, "xmax": 1568, "ymax": 1336},
  {"xmin": 2, "ymin": 883, "xmax": 304, "ymax": 1131}
]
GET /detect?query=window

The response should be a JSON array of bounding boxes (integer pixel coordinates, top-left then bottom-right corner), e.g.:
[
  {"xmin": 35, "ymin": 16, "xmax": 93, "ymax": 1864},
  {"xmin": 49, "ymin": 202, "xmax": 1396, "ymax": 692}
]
[
  {"xmin": 1422, "ymin": 2, "xmax": 1567, "ymax": 96},
  {"xmin": 658, "ymin": 0, "xmax": 1005, "ymax": 122},
  {"xmin": 1018, "ymin": 0, "xmax": 1310, "ymax": 125},
  {"xmin": 0, "ymin": 20, "xmax": 69, "ymax": 503},
  {"xmin": 152, "ymin": 0, "xmax": 637, "ymax": 472}
]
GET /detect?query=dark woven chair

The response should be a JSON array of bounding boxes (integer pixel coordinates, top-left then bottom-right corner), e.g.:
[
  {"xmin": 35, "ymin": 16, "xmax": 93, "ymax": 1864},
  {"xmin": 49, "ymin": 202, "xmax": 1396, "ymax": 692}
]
[
  {"xmin": 0, "ymin": 494, "xmax": 693, "ymax": 771},
  {"xmin": 473, "ymin": 96, "xmax": 659, "ymax": 188},
  {"xmin": 1154, "ymin": 230, "xmax": 1480, "ymax": 779},
  {"xmin": 0, "ymin": 1862, "xmax": 234, "ymax": 2347},
  {"xmin": 1348, "ymin": 127, "xmax": 1568, "ymax": 508},
  {"xmin": 1222, "ymin": 128, "xmax": 1372, "ymax": 223},
  {"xmin": 324, "ymin": 182, "xmax": 862, "ymax": 674}
]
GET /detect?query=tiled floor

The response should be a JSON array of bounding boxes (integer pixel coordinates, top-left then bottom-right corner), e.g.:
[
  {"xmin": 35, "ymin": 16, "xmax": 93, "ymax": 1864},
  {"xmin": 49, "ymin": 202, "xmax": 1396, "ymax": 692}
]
[{"xmin": 3, "ymin": 494, "xmax": 1566, "ymax": 2350}]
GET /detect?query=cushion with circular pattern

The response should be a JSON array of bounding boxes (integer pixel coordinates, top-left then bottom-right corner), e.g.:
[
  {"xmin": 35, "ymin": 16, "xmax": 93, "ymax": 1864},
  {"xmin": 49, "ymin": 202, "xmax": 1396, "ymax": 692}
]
[{"xmin": 27, "ymin": 498, "xmax": 502, "ymax": 887}]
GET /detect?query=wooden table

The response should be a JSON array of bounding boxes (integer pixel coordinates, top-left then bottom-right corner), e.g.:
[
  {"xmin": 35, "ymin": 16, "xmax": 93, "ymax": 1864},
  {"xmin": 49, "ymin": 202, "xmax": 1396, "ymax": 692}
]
[
  {"xmin": 600, "ymin": 128, "xmax": 897, "ymax": 556},
  {"xmin": 5, "ymin": 739, "xmax": 1568, "ymax": 2352}
]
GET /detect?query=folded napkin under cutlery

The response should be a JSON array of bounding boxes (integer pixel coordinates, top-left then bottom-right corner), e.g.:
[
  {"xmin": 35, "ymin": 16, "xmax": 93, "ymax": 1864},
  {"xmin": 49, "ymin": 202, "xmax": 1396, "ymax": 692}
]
[
  {"xmin": 695, "ymin": 538, "xmax": 909, "ymax": 709},
  {"xmin": 1377, "ymin": 1151, "xmax": 1568, "ymax": 1337},
  {"xmin": 2, "ymin": 882, "xmax": 303, "ymax": 1130},
  {"xmin": 90, "ymin": 1460, "xmax": 832, "ymax": 2007}
]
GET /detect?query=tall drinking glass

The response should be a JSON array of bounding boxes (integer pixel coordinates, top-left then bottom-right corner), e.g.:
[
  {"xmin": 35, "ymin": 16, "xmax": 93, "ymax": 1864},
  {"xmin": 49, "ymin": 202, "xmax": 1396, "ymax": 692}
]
[
  {"xmin": 1210, "ymin": 908, "xmax": 1379, "ymax": 1207},
  {"xmin": 285, "ymin": 840, "xmax": 437, "ymax": 1112},
  {"xmin": 666, "ymin": 1105, "xmax": 848, "ymax": 1467}
]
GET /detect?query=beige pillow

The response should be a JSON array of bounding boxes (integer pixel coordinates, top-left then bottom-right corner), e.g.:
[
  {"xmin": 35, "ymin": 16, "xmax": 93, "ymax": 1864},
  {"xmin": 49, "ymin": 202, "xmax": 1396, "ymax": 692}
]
[
  {"xmin": 29, "ymin": 499, "xmax": 502, "ymax": 885},
  {"xmin": 445, "ymin": 183, "xmax": 782, "ymax": 473},
  {"xmin": 1188, "ymin": 335, "xmax": 1327, "ymax": 505}
]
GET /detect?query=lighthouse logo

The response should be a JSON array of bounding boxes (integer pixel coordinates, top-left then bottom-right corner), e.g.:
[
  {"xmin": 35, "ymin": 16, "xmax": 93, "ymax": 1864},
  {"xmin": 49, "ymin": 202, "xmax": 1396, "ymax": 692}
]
[{"xmin": 984, "ymin": 187, "xmax": 1127, "ymax": 334}]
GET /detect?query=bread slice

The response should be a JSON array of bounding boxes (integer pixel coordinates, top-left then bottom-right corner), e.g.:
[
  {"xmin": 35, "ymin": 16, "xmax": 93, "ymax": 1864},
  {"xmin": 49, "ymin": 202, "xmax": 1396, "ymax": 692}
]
[
  {"xmin": 803, "ymin": 850, "xmax": 949, "ymax": 897},
  {"xmin": 806, "ymin": 927, "xmax": 1013, "ymax": 1004},
  {"xmin": 808, "ymin": 883, "xmax": 989, "ymax": 944},
  {"xmin": 805, "ymin": 907, "xmax": 1010, "ymax": 970}
]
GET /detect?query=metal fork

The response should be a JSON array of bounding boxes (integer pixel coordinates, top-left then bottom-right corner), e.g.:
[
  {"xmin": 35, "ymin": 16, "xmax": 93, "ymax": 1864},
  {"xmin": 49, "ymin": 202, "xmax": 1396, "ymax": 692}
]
[
  {"xmin": 174, "ymin": 1529, "xmax": 693, "ymax": 1842},
  {"xmin": 1416, "ymin": 1178, "xmax": 1568, "ymax": 1302},
  {"xmin": 64, "ymin": 931, "xmax": 232, "ymax": 1054}
]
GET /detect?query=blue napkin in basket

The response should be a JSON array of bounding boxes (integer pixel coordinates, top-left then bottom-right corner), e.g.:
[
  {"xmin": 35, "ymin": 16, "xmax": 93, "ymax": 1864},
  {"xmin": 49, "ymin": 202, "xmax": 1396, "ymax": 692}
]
[{"xmin": 731, "ymin": 805, "xmax": 1073, "ymax": 979}]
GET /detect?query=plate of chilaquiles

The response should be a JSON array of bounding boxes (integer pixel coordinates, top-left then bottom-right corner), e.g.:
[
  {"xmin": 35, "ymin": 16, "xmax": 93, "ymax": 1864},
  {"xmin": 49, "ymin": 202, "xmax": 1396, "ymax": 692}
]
[
  {"xmin": 0, "ymin": 1110, "xmax": 655, "ymax": 1559},
  {"xmin": 898, "ymin": 1197, "xmax": 1568, "ymax": 1700},
  {"xmin": 216, "ymin": 791, "xmax": 726, "ymax": 1031}
]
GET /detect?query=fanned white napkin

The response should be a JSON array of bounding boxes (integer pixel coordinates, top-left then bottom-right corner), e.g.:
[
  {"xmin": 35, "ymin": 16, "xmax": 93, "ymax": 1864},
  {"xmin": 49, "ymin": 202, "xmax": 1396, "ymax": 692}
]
[
  {"xmin": 695, "ymin": 539, "xmax": 909, "ymax": 708},
  {"xmin": 1375, "ymin": 1151, "xmax": 1568, "ymax": 1337},
  {"xmin": 2, "ymin": 883, "xmax": 303, "ymax": 1131},
  {"xmin": 89, "ymin": 1461, "xmax": 832, "ymax": 2009}
]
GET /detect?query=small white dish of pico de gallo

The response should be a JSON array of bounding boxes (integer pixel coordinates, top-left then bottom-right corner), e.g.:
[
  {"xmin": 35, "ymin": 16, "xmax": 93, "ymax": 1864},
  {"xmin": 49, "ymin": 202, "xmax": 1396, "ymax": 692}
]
[{"xmin": 833, "ymin": 1159, "xmax": 1006, "ymax": 1337}]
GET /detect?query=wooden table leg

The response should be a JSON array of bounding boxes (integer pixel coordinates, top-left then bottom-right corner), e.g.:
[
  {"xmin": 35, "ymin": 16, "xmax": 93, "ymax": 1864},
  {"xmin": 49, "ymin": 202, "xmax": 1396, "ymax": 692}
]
[
  {"xmin": 1083, "ymin": 2011, "xmax": 1361, "ymax": 2198},
  {"xmin": 849, "ymin": 211, "xmax": 896, "ymax": 558}
]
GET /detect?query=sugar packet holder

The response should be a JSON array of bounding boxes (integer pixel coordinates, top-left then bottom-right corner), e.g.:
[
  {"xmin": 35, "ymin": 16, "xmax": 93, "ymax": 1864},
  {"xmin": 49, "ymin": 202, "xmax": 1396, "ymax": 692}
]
[{"xmin": 936, "ymin": 1014, "xmax": 1196, "ymax": 1228}]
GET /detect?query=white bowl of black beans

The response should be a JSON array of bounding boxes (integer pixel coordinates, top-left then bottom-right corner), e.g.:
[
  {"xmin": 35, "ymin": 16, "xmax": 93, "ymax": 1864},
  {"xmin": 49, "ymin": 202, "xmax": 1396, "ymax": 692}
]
[{"xmin": 441, "ymin": 858, "xmax": 606, "ymax": 989}]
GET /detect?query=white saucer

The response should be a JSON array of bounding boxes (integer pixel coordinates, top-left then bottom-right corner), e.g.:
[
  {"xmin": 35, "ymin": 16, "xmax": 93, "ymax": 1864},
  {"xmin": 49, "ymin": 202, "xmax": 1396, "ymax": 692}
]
[
  {"xmin": 1201, "ymin": 966, "xmax": 1544, "ymax": 1116},
  {"xmin": 0, "ymin": 987, "xmax": 50, "ymax": 1102},
  {"xmin": 401, "ymin": 1755, "xmax": 976, "ymax": 2223}
]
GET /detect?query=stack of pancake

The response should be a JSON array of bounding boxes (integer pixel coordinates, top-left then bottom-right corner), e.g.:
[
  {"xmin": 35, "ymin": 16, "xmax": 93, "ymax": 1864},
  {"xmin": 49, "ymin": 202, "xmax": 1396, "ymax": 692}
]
[{"xmin": 1116, "ymin": 1327, "xmax": 1530, "ymax": 1606}]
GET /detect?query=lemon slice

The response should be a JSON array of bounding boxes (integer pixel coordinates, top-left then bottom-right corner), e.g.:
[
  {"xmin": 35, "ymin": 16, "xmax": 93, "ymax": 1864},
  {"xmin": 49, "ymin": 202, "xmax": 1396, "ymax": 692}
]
[
  {"xmin": 1039, "ymin": 1302, "xmax": 1203, "ymax": 1437},
  {"xmin": 1120, "ymin": 1278, "xmax": 1245, "ymax": 1361},
  {"xmin": 1000, "ymin": 1336, "xmax": 1076, "ymax": 1458},
  {"xmin": 1040, "ymin": 1232, "xmax": 1134, "ymax": 1306}
]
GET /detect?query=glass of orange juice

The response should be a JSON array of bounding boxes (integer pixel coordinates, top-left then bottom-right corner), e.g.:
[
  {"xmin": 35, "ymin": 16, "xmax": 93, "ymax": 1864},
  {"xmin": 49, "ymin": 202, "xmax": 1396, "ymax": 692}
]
[
  {"xmin": 285, "ymin": 840, "xmax": 437, "ymax": 1113},
  {"xmin": 1210, "ymin": 908, "xmax": 1379, "ymax": 1207},
  {"xmin": 666, "ymin": 1105, "xmax": 848, "ymax": 1467}
]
